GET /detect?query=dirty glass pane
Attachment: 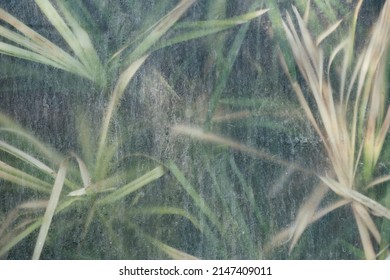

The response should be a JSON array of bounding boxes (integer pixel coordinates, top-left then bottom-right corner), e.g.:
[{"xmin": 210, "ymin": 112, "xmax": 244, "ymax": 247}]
[{"xmin": 0, "ymin": 0, "xmax": 389, "ymax": 260}]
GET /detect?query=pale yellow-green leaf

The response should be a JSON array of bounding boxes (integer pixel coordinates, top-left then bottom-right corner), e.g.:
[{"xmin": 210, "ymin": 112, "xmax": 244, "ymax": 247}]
[
  {"xmin": 353, "ymin": 203, "xmax": 376, "ymax": 260},
  {"xmin": 316, "ymin": 19, "xmax": 343, "ymax": 46},
  {"xmin": 289, "ymin": 184, "xmax": 328, "ymax": 253},
  {"xmin": 97, "ymin": 166, "xmax": 165, "ymax": 205},
  {"xmin": 95, "ymin": 55, "xmax": 148, "ymax": 174},
  {"xmin": 32, "ymin": 159, "xmax": 68, "ymax": 260},
  {"xmin": 0, "ymin": 140, "xmax": 54, "ymax": 175}
]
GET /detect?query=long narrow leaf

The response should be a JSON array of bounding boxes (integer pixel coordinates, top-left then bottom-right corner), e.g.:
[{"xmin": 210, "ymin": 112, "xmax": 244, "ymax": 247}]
[
  {"xmin": 0, "ymin": 220, "xmax": 41, "ymax": 258},
  {"xmin": 289, "ymin": 184, "xmax": 328, "ymax": 253},
  {"xmin": 168, "ymin": 161, "xmax": 223, "ymax": 234},
  {"xmin": 154, "ymin": 8, "xmax": 268, "ymax": 50},
  {"xmin": 0, "ymin": 42, "xmax": 79, "ymax": 74},
  {"xmin": 0, "ymin": 8, "xmax": 87, "ymax": 75},
  {"xmin": 34, "ymin": 0, "xmax": 93, "ymax": 75},
  {"xmin": 119, "ymin": 0, "xmax": 195, "ymax": 66},
  {"xmin": 316, "ymin": 19, "xmax": 343, "ymax": 46},
  {"xmin": 366, "ymin": 175, "xmax": 390, "ymax": 189},
  {"xmin": 203, "ymin": 15, "xmax": 252, "ymax": 129},
  {"xmin": 172, "ymin": 125, "xmax": 312, "ymax": 175},
  {"xmin": 0, "ymin": 113, "xmax": 63, "ymax": 164},
  {"xmin": 95, "ymin": 55, "xmax": 148, "ymax": 176},
  {"xmin": 354, "ymin": 203, "xmax": 381, "ymax": 243},
  {"xmin": 266, "ymin": 199, "xmax": 350, "ymax": 253},
  {"xmin": 149, "ymin": 238, "xmax": 199, "ymax": 260},
  {"xmin": 0, "ymin": 161, "xmax": 51, "ymax": 193},
  {"xmin": 127, "ymin": 222, "xmax": 198, "ymax": 260},
  {"xmin": 353, "ymin": 203, "xmax": 376, "ymax": 259},
  {"xmin": 128, "ymin": 207, "xmax": 202, "ymax": 231},
  {"xmin": 70, "ymin": 153, "xmax": 90, "ymax": 188},
  {"xmin": 97, "ymin": 166, "xmax": 165, "ymax": 205},
  {"xmin": 54, "ymin": 0, "xmax": 105, "ymax": 85},
  {"xmin": 32, "ymin": 159, "xmax": 68, "ymax": 259},
  {"xmin": 0, "ymin": 140, "xmax": 54, "ymax": 175},
  {"xmin": 321, "ymin": 176, "xmax": 390, "ymax": 220}
]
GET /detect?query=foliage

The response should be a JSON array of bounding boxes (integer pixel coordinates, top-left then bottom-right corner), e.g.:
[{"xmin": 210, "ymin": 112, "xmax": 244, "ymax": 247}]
[
  {"xmin": 0, "ymin": 0, "xmax": 267, "ymax": 259},
  {"xmin": 275, "ymin": 0, "xmax": 390, "ymax": 259},
  {"xmin": 1, "ymin": 0, "xmax": 389, "ymax": 260}
]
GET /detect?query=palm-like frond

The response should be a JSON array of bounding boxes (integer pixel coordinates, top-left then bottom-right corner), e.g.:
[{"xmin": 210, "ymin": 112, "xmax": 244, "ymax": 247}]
[
  {"xmin": 0, "ymin": 1, "xmax": 105, "ymax": 86},
  {"xmin": 0, "ymin": 0, "xmax": 269, "ymax": 259},
  {"xmin": 279, "ymin": 1, "xmax": 390, "ymax": 259}
]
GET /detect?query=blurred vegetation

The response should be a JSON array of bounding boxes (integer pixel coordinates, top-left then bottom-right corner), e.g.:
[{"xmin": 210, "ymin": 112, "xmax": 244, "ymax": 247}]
[{"xmin": 0, "ymin": 0, "xmax": 389, "ymax": 259}]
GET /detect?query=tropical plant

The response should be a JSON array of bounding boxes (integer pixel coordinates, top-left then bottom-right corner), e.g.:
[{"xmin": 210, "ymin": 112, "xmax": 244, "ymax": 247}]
[
  {"xmin": 271, "ymin": 0, "xmax": 390, "ymax": 259},
  {"xmin": 3, "ymin": 0, "xmax": 387, "ymax": 261},
  {"xmin": 171, "ymin": 0, "xmax": 390, "ymax": 259},
  {"xmin": 0, "ymin": 0, "xmax": 268, "ymax": 259}
]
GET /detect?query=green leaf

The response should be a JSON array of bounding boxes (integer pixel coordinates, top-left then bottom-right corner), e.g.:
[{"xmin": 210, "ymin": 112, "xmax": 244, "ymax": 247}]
[
  {"xmin": 97, "ymin": 166, "xmax": 166, "ymax": 205},
  {"xmin": 32, "ymin": 159, "xmax": 68, "ymax": 259},
  {"xmin": 168, "ymin": 161, "xmax": 223, "ymax": 234},
  {"xmin": 116, "ymin": 0, "xmax": 196, "ymax": 67},
  {"xmin": 154, "ymin": 9, "xmax": 269, "ymax": 50},
  {"xmin": 0, "ymin": 160, "xmax": 52, "ymax": 193},
  {"xmin": 0, "ymin": 7, "xmax": 90, "ymax": 78},
  {"xmin": 0, "ymin": 140, "xmax": 54, "ymax": 175}
]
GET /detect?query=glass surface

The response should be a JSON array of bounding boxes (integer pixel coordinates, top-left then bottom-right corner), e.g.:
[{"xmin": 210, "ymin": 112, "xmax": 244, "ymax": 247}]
[{"xmin": 0, "ymin": 0, "xmax": 389, "ymax": 260}]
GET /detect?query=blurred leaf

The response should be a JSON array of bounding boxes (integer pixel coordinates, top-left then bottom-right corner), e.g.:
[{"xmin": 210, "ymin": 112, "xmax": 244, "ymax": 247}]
[
  {"xmin": 168, "ymin": 161, "xmax": 223, "ymax": 234},
  {"xmin": 155, "ymin": 9, "xmax": 268, "ymax": 50},
  {"xmin": 32, "ymin": 158, "xmax": 68, "ymax": 259},
  {"xmin": 97, "ymin": 166, "xmax": 166, "ymax": 205},
  {"xmin": 0, "ymin": 140, "xmax": 54, "ymax": 175},
  {"xmin": 114, "ymin": 0, "xmax": 196, "ymax": 66}
]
